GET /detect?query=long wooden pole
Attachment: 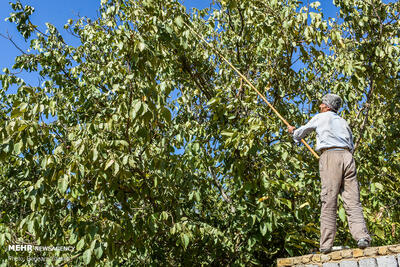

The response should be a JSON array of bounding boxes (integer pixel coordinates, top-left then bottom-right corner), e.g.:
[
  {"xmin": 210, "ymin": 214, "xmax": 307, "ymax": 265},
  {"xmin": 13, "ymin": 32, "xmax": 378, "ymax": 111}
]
[{"xmin": 183, "ymin": 21, "xmax": 320, "ymax": 160}]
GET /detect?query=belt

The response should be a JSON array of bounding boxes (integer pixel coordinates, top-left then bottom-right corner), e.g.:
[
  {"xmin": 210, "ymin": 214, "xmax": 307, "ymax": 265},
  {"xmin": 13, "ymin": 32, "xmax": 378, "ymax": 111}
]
[{"xmin": 320, "ymin": 147, "xmax": 350, "ymax": 153}]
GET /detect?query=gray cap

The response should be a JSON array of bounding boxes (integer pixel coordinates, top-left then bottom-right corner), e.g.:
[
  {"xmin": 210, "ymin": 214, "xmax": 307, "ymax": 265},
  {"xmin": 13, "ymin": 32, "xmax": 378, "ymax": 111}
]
[{"xmin": 322, "ymin": 93, "xmax": 342, "ymax": 112}]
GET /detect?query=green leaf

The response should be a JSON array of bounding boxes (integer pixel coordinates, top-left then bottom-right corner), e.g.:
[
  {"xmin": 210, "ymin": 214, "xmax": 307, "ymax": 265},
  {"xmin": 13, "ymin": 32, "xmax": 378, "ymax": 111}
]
[
  {"xmin": 375, "ymin": 182, "xmax": 383, "ymax": 191},
  {"xmin": 76, "ymin": 239, "xmax": 85, "ymax": 251},
  {"xmin": 130, "ymin": 100, "xmax": 142, "ymax": 119},
  {"xmin": 93, "ymin": 148, "xmax": 98, "ymax": 161},
  {"xmin": 28, "ymin": 220, "xmax": 35, "ymax": 234},
  {"xmin": 282, "ymin": 151, "xmax": 288, "ymax": 161},
  {"xmin": 58, "ymin": 175, "xmax": 68, "ymax": 193},
  {"xmin": 90, "ymin": 239, "xmax": 97, "ymax": 251},
  {"xmin": 375, "ymin": 227, "xmax": 385, "ymax": 239},
  {"xmin": 175, "ymin": 16, "xmax": 184, "ymax": 28},
  {"xmin": 0, "ymin": 234, "xmax": 5, "ymax": 246},
  {"xmin": 280, "ymin": 198, "xmax": 292, "ymax": 209},
  {"xmin": 13, "ymin": 141, "xmax": 22, "ymax": 154},
  {"xmin": 138, "ymin": 42, "xmax": 146, "ymax": 51},
  {"xmin": 195, "ymin": 191, "xmax": 200, "ymax": 202},
  {"xmin": 221, "ymin": 130, "xmax": 234, "ymax": 137},
  {"xmin": 117, "ymin": 140, "xmax": 129, "ymax": 147},
  {"xmin": 18, "ymin": 124, "xmax": 28, "ymax": 131},
  {"xmin": 30, "ymin": 197, "xmax": 36, "ymax": 211},
  {"xmin": 206, "ymin": 97, "xmax": 220, "ymax": 106},
  {"xmin": 128, "ymin": 156, "xmax": 135, "ymax": 168},
  {"xmin": 83, "ymin": 248, "xmax": 92, "ymax": 265},
  {"xmin": 79, "ymin": 143, "xmax": 85, "ymax": 155},
  {"xmin": 181, "ymin": 233, "xmax": 189, "ymax": 250},
  {"xmin": 162, "ymin": 107, "xmax": 171, "ymax": 122},
  {"xmin": 104, "ymin": 159, "xmax": 114, "ymax": 170},
  {"xmin": 192, "ymin": 142, "xmax": 200, "ymax": 152},
  {"xmin": 69, "ymin": 232, "xmax": 78, "ymax": 245},
  {"xmin": 113, "ymin": 161, "xmax": 120, "ymax": 175},
  {"xmin": 338, "ymin": 207, "xmax": 346, "ymax": 223},
  {"xmin": 94, "ymin": 245, "xmax": 103, "ymax": 259},
  {"xmin": 161, "ymin": 211, "xmax": 168, "ymax": 221},
  {"xmin": 260, "ymin": 222, "xmax": 267, "ymax": 236}
]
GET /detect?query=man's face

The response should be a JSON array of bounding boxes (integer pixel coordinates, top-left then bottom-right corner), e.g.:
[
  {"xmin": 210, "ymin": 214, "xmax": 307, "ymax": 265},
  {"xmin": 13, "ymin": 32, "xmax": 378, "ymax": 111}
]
[{"xmin": 319, "ymin": 103, "xmax": 330, "ymax": 113}]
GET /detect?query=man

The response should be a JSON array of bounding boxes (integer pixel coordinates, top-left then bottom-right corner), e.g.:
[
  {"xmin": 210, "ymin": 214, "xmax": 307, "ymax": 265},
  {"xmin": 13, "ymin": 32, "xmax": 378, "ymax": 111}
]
[{"xmin": 287, "ymin": 94, "xmax": 371, "ymax": 253}]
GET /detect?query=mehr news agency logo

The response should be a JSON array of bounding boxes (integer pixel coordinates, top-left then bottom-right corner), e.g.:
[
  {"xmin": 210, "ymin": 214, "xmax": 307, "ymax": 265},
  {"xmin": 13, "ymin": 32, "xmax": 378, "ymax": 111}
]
[{"xmin": 8, "ymin": 244, "xmax": 74, "ymax": 252}]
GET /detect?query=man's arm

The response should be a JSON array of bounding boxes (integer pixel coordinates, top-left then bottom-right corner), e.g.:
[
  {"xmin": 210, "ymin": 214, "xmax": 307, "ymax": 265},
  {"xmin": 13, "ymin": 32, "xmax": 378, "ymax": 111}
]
[{"xmin": 288, "ymin": 115, "xmax": 319, "ymax": 142}]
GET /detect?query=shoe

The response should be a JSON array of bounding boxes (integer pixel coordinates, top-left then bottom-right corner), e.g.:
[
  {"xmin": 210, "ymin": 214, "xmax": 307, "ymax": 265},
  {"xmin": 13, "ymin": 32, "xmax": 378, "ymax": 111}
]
[
  {"xmin": 319, "ymin": 247, "xmax": 332, "ymax": 254},
  {"xmin": 357, "ymin": 238, "xmax": 370, "ymax": 249},
  {"xmin": 332, "ymin": 246, "xmax": 350, "ymax": 251}
]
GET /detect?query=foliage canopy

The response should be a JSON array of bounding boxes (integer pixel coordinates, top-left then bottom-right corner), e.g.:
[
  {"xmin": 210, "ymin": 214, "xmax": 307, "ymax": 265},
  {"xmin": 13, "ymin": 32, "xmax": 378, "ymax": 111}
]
[{"xmin": 1, "ymin": 0, "xmax": 400, "ymax": 265}]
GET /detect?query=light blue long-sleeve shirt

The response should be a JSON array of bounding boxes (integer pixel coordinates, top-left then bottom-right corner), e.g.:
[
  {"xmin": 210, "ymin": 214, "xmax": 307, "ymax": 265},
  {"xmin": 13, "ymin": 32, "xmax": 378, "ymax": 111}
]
[{"xmin": 293, "ymin": 111, "xmax": 354, "ymax": 152}]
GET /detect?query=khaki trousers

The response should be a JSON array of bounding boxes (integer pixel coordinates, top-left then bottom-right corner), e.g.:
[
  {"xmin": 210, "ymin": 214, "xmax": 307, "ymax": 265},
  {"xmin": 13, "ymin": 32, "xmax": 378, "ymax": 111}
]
[{"xmin": 319, "ymin": 150, "xmax": 371, "ymax": 249}]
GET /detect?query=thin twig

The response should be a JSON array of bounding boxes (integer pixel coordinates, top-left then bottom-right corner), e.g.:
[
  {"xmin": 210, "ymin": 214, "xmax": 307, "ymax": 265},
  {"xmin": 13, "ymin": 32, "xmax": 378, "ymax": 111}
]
[
  {"xmin": 354, "ymin": 79, "xmax": 375, "ymax": 151},
  {"xmin": 0, "ymin": 32, "xmax": 26, "ymax": 54}
]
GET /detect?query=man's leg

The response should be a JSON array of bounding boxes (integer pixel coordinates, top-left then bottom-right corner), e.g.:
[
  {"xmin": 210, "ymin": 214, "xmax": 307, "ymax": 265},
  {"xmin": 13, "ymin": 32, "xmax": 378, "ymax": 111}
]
[
  {"xmin": 341, "ymin": 151, "xmax": 371, "ymax": 243},
  {"xmin": 319, "ymin": 151, "xmax": 344, "ymax": 250}
]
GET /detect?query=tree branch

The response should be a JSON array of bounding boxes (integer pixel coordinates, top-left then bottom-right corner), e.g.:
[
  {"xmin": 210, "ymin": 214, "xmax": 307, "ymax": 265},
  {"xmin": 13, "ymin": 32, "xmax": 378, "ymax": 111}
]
[
  {"xmin": 208, "ymin": 166, "xmax": 236, "ymax": 213},
  {"xmin": 178, "ymin": 54, "xmax": 213, "ymax": 100},
  {"xmin": 57, "ymin": 253, "xmax": 81, "ymax": 267},
  {"xmin": 236, "ymin": 77, "xmax": 243, "ymax": 98}
]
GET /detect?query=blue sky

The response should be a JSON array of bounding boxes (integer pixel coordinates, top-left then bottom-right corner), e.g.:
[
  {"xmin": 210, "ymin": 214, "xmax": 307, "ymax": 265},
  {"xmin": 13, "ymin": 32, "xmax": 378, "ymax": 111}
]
[{"xmin": 0, "ymin": 0, "xmax": 339, "ymax": 89}]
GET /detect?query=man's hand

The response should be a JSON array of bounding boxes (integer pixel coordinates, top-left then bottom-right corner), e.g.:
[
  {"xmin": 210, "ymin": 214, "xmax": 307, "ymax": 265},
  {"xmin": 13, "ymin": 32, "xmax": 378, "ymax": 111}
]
[{"xmin": 287, "ymin": 125, "xmax": 296, "ymax": 134}]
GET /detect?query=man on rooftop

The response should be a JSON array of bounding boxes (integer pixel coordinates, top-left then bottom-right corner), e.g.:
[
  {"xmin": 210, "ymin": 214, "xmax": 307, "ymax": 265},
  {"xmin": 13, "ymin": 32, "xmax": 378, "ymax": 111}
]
[{"xmin": 287, "ymin": 93, "xmax": 371, "ymax": 253}]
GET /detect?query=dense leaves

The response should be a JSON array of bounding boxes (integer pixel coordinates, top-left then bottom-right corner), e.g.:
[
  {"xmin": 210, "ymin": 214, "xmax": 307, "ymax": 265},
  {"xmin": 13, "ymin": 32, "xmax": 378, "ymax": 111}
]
[{"xmin": 0, "ymin": 0, "xmax": 399, "ymax": 266}]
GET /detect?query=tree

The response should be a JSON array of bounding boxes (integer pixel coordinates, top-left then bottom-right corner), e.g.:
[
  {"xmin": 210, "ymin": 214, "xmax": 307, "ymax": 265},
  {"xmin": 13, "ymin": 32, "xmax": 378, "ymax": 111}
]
[{"xmin": 0, "ymin": 0, "xmax": 399, "ymax": 265}]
